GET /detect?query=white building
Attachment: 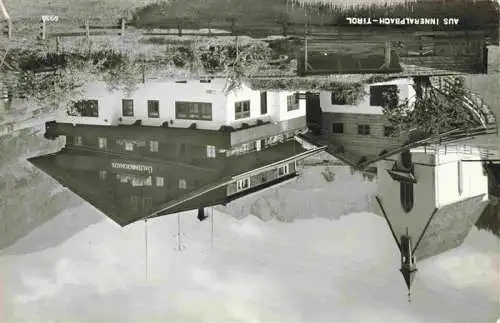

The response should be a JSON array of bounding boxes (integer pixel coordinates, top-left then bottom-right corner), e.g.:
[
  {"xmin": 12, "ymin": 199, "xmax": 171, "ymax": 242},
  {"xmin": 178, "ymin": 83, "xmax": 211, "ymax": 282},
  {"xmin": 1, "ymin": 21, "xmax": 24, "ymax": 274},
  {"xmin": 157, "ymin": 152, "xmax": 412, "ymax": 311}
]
[
  {"xmin": 304, "ymin": 78, "xmax": 416, "ymax": 166},
  {"xmin": 59, "ymin": 77, "xmax": 306, "ymax": 131},
  {"xmin": 373, "ymin": 144, "xmax": 490, "ymax": 297}
]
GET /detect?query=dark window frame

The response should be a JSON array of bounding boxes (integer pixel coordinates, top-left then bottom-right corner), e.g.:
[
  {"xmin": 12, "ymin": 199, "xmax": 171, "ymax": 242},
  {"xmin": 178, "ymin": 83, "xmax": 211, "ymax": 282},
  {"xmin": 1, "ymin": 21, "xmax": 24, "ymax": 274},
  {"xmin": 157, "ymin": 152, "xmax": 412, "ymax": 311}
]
[
  {"xmin": 235, "ymin": 100, "xmax": 251, "ymax": 120},
  {"xmin": 73, "ymin": 99, "xmax": 99, "ymax": 117},
  {"xmin": 331, "ymin": 92, "xmax": 348, "ymax": 105},
  {"xmin": 384, "ymin": 126, "xmax": 396, "ymax": 137},
  {"xmin": 122, "ymin": 99, "xmax": 134, "ymax": 117},
  {"xmin": 175, "ymin": 101, "xmax": 213, "ymax": 121},
  {"xmin": 369, "ymin": 85, "xmax": 398, "ymax": 107},
  {"xmin": 147, "ymin": 100, "xmax": 160, "ymax": 118},
  {"xmin": 331, "ymin": 123, "xmax": 344, "ymax": 134},
  {"xmin": 400, "ymin": 182, "xmax": 414, "ymax": 213},
  {"xmin": 260, "ymin": 92, "xmax": 267, "ymax": 115},
  {"xmin": 287, "ymin": 94, "xmax": 299, "ymax": 111},
  {"xmin": 357, "ymin": 124, "xmax": 370, "ymax": 135}
]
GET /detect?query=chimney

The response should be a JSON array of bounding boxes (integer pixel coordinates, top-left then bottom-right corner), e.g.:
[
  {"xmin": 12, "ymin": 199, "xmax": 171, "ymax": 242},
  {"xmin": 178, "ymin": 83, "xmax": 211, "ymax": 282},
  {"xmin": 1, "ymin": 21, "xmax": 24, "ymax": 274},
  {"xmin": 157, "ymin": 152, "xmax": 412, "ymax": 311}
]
[{"xmin": 385, "ymin": 40, "xmax": 392, "ymax": 67}]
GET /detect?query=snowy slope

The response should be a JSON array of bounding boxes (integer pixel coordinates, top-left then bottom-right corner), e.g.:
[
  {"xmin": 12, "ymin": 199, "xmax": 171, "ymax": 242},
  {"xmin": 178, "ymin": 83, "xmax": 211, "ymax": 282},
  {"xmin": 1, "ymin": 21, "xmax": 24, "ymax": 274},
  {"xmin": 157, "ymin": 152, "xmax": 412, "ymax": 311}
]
[
  {"xmin": 0, "ymin": 207, "xmax": 498, "ymax": 323},
  {"xmin": 218, "ymin": 165, "xmax": 377, "ymax": 222},
  {"xmin": 0, "ymin": 155, "xmax": 498, "ymax": 322}
]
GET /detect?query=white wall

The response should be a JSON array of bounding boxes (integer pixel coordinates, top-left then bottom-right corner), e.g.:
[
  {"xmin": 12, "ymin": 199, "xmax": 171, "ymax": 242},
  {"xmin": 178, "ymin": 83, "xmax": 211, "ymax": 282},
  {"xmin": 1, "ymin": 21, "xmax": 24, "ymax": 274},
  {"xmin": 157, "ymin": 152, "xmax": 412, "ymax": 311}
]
[
  {"xmin": 57, "ymin": 79, "xmax": 229, "ymax": 130},
  {"xmin": 57, "ymin": 79, "xmax": 306, "ymax": 130},
  {"xmin": 434, "ymin": 151, "xmax": 489, "ymax": 208},
  {"xmin": 57, "ymin": 81, "xmax": 123, "ymax": 126},
  {"xmin": 319, "ymin": 78, "xmax": 416, "ymax": 115},
  {"xmin": 225, "ymin": 87, "xmax": 306, "ymax": 128},
  {"xmin": 376, "ymin": 146, "xmax": 489, "ymax": 249},
  {"xmin": 226, "ymin": 84, "xmax": 266, "ymax": 127},
  {"xmin": 124, "ymin": 79, "xmax": 228, "ymax": 129},
  {"xmin": 277, "ymin": 92, "xmax": 306, "ymax": 122}
]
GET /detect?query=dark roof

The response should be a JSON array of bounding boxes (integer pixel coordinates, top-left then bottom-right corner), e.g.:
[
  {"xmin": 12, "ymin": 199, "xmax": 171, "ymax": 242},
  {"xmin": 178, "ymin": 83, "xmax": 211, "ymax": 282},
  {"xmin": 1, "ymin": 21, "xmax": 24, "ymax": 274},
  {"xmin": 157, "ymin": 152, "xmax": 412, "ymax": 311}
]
[
  {"xmin": 414, "ymin": 194, "xmax": 488, "ymax": 261},
  {"xmin": 46, "ymin": 118, "xmax": 308, "ymax": 149},
  {"xmin": 27, "ymin": 140, "xmax": 320, "ymax": 226}
]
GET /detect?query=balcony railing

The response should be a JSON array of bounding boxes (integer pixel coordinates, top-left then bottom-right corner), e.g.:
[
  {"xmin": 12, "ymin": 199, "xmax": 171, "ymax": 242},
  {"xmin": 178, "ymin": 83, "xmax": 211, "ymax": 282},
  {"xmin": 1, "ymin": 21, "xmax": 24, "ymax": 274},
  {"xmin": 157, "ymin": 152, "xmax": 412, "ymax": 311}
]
[{"xmin": 412, "ymin": 144, "xmax": 492, "ymax": 157}]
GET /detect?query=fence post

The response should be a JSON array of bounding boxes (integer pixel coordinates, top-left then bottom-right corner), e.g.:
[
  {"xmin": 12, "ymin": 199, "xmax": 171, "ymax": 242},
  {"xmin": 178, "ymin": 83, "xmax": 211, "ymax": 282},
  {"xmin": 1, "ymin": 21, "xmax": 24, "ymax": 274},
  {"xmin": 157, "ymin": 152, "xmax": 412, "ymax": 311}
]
[
  {"xmin": 85, "ymin": 20, "xmax": 90, "ymax": 39},
  {"xmin": 121, "ymin": 18, "xmax": 125, "ymax": 37},
  {"xmin": 177, "ymin": 20, "xmax": 182, "ymax": 37},
  {"xmin": 282, "ymin": 20, "xmax": 288, "ymax": 37},
  {"xmin": 231, "ymin": 18, "xmax": 236, "ymax": 36},
  {"xmin": 304, "ymin": 25, "xmax": 308, "ymax": 73},
  {"xmin": 7, "ymin": 19, "xmax": 11, "ymax": 40},
  {"xmin": 38, "ymin": 19, "xmax": 46, "ymax": 40}
]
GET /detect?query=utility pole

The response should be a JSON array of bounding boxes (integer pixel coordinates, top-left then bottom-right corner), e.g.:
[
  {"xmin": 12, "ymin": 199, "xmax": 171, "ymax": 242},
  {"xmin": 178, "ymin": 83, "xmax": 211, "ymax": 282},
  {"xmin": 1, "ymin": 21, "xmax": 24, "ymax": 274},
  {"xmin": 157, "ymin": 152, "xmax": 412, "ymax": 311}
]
[
  {"xmin": 211, "ymin": 207, "xmax": 214, "ymax": 250},
  {"xmin": 144, "ymin": 219, "xmax": 149, "ymax": 281}
]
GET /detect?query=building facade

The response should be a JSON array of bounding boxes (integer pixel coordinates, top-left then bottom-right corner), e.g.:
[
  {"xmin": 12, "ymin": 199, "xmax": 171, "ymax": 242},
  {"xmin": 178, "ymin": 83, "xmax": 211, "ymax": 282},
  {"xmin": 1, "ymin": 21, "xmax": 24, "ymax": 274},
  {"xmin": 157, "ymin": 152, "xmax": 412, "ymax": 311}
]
[
  {"xmin": 304, "ymin": 78, "xmax": 416, "ymax": 165},
  {"xmin": 61, "ymin": 78, "xmax": 306, "ymax": 131},
  {"xmin": 32, "ymin": 83, "xmax": 323, "ymax": 226}
]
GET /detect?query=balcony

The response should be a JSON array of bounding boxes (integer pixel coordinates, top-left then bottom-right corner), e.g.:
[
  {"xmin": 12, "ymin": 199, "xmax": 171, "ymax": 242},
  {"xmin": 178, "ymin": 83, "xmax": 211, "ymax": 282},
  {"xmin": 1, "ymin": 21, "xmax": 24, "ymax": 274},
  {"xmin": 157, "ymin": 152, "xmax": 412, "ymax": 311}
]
[{"xmin": 229, "ymin": 116, "xmax": 306, "ymax": 146}]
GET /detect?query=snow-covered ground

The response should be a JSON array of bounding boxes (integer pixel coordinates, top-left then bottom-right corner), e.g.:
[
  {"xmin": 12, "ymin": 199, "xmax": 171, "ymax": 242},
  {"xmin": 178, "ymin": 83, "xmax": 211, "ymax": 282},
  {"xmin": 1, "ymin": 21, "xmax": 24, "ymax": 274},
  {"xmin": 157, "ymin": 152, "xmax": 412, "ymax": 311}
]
[
  {"xmin": 0, "ymin": 206, "xmax": 498, "ymax": 322},
  {"xmin": 0, "ymin": 157, "xmax": 498, "ymax": 322},
  {"xmin": 218, "ymin": 165, "xmax": 377, "ymax": 222}
]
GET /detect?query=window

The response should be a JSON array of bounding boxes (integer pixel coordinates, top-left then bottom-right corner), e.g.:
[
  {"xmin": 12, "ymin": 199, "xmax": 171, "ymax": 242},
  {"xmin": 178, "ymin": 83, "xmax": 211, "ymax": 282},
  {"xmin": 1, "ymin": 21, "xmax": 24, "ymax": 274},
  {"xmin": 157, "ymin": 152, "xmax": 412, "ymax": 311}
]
[
  {"xmin": 142, "ymin": 197, "xmax": 153, "ymax": 211},
  {"xmin": 235, "ymin": 100, "xmax": 250, "ymax": 119},
  {"xmin": 125, "ymin": 141, "xmax": 134, "ymax": 151},
  {"xmin": 175, "ymin": 102, "xmax": 212, "ymax": 120},
  {"xmin": 369, "ymin": 85, "xmax": 398, "ymax": 107},
  {"xmin": 178, "ymin": 143, "xmax": 187, "ymax": 156},
  {"xmin": 277, "ymin": 164, "xmax": 290, "ymax": 177},
  {"xmin": 130, "ymin": 196, "xmax": 139, "ymax": 212},
  {"xmin": 206, "ymin": 145, "xmax": 216, "ymax": 158},
  {"xmin": 255, "ymin": 140, "xmax": 262, "ymax": 151},
  {"xmin": 147, "ymin": 100, "xmax": 160, "ymax": 118},
  {"xmin": 156, "ymin": 177, "xmax": 164, "ymax": 187},
  {"xmin": 72, "ymin": 100, "xmax": 99, "ymax": 117},
  {"xmin": 384, "ymin": 126, "xmax": 396, "ymax": 137},
  {"xmin": 150, "ymin": 140, "xmax": 159, "ymax": 152},
  {"xmin": 331, "ymin": 92, "xmax": 348, "ymax": 105},
  {"xmin": 99, "ymin": 170, "xmax": 107, "ymax": 181},
  {"xmin": 400, "ymin": 182, "xmax": 414, "ymax": 213},
  {"xmin": 401, "ymin": 150, "xmax": 412, "ymax": 169},
  {"xmin": 122, "ymin": 99, "xmax": 134, "ymax": 117},
  {"xmin": 260, "ymin": 92, "xmax": 267, "ymax": 115},
  {"xmin": 287, "ymin": 94, "xmax": 299, "ymax": 111},
  {"xmin": 458, "ymin": 161, "xmax": 463, "ymax": 195},
  {"xmin": 98, "ymin": 137, "xmax": 107, "ymax": 149},
  {"xmin": 357, "ymin": 124, "xmax": 370, "ymax": 135},
  {"xmin": 179, "ymin": 179, "xmax": 187, "ymax": 189},
  {"xmin": 74, "ymin": 136, "xmax": 83, "ymax": 146},
  {"xmin": 236, "ymin": 178, "xmax": 250, "ymax": 192},
  {"xmin": 331, "ymin": 123, "xmax": 344, "ymax": 134}
]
